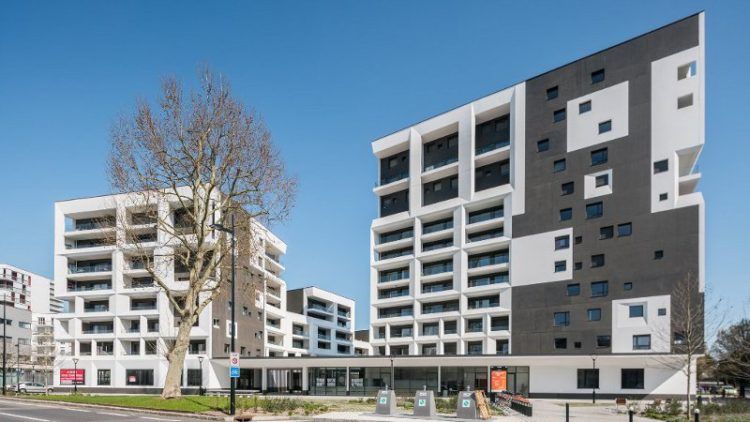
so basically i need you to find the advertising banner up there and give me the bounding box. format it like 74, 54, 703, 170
60, 369, 85, 385
490, 368, 507, 392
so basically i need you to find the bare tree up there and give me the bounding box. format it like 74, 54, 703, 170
713, 315, 750, 397
107, 68, 296, 398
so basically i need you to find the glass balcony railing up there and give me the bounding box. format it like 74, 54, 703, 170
475, 139, 510, 155
421, 282, 452, 294
378, 269, 409, 283
423, 156, 458, 172
468, 207, 504, 225
467, 229, 504, 243
390, 330, 413, 338
68, 262, 112, 274
68, 282, 112, 292
468, 272, 509, 287
379, 171, 409, 186
378, 248, 413, 261
422, 219, 453, 234
379, 229, 413, 245
131, 302, 157, 311
71, 218, 116, 231
422, 262, 452, 276
422, 302, 459, 314
468, 252, 508, 268
82, 327, 113, 334
378, 288, 409, 299
83, 304, 109, 312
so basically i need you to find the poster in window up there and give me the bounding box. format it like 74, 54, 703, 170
490, 368, 507, 392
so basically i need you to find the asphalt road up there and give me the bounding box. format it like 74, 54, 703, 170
0, 397, 207, 422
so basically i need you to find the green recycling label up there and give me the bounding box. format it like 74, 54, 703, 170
379, 397, 387, 404
462, 399, 471, 408
418, 399, 426, 406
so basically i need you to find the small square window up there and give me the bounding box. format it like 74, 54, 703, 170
617, 223, 632, 237
595, 174, 609, 187
677, 62, 697, 80
579, 100, 592, 114
561, 182, 574, 196
600, 226, 614, 240
554, 338, 568, 349
574, 341, 582, 349
553, 159, 566, 173
658, 308, 667, 316
659, 193, 668, 201
586, 202, 603, 219
629, 305, 644, 318
591, 69, 605, 84
624, 282, 633, 291
537, 139, 550, 152
547, 86, 559, 100
654, 159, 669, 174
574, 262, 583, 270
574, 236, 582, 245
598, 120, 612, 134
597, 335, 611, 348
560, 208, 572, 221
591, 281, 608, 297
654, 250, 664, 260
591, 148, 608, 166
555, 235, 570, 250
591, 254, 605, 268
554, 261, 566, 272
633, 334, 651, 350
677, 94, 694, 109
567, 283, 580, 296
554, 312, 570, 327
587, 308, 602, 321
553, 108, 566, 123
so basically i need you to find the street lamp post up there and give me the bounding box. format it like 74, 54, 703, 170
16, 342, 20, 393
389, 355, 394, 392
590, 353, 597, 404
2, 292, 6, 395
198, 356, 204, 396
72, 358, 79, 394
31, 364, 34, 384
210, 214, 236, 415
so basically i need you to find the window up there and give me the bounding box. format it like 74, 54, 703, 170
633, 335, 651, 350
653, 159, 669, 174
554, 261, 566, 272
546, 86, 559, 100
588, 308, 602, 321
600, 226, 613, 240
575, 236, 582, 244
561, 182, 574, 196
559, 208, 572, 221
630, 305, 644, 318
466, 318, 483, 332
591, 281, 608, 297
554, 338, 567, 349
598, 120, 612, 134
658, 308, 667, 316
579, 100, 592, 114
555, 235, 570, 250
654, 250, 664, 260
537, 139, 550, 152
213, 319, 220, 328
554, 159, 566, 172
578, 369, 599, 389
187, 369, 202, 387
678, 94, 694, 109
597, 335, 611, 348
567, 283, 580, 296
591, 69, 605, 84
586, 202, 603, 219
443, 320, 457, 335
574, 341, 582, 349
467, 341, 483, 355
678, 61, 697, 80
591, 254, 605, 268
674, 332, 686, 345
624, 282, 633, 291
553, 108, 566, 123
574, 262, 583, 270
595, 174, 609, 187
591, 148, 608, 166
621, 369, 645, 389
617, 223, 632, 237
126, 369, 154, 386
97, 369, 111, 386
660, 193, 668, 201
554, 312, 570, 327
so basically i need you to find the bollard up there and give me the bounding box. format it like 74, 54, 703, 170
694, 408, 700, 422
628, 409, 634, 422
565, 402, 569, 421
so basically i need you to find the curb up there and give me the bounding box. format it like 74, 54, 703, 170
0, 395, 226, 420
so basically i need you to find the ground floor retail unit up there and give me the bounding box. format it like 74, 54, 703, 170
211, 354, 695, 399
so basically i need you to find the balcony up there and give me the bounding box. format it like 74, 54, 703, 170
378, 268, 409, 284
68, 217, 116, 232
81, 325, 113, 335
467, 206, 504, 226
378, 287, 410, 300
422, 300, 459, 315
476, 139, 510, 156
421, 281, 452, 294
130, 299, 157, 311
468, 251, 508, 269
68, 280, 112, 292
68, 260, 112, 275
65, 238, 115, 250
83, 302, 109, 313
422, 260, 452, 276
377, 247, 413, 261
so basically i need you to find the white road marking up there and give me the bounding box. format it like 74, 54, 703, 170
0, 412, 52, 421
96, 411, 129, 417
62, 408, 90, 412
140, 417, 181, 421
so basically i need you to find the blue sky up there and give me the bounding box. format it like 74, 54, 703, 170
1, 1, 747, 330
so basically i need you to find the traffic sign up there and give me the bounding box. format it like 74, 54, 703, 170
230, 352, 240, 378
230, 367, 240, 378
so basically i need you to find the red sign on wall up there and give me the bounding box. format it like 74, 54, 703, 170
60, 369, 85, 385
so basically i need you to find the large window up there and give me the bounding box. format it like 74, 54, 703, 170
617, 223, 632, 237
126, 369, 154, 386
621, 369, 645, 389
555, 235, 570, 250
591, 148, 608, 166
587, 308, 602, 321
597, 335, 611, 348
467, 341, 483, 355
309, 367, 347, 396
633, 335, 651, 350
559, 208, 572, 221
577, 369, 599, 389
629, 305, 644, 318
187, 369, 201, 386
561, 182, 574, 196
567, 283, 580, 296
591, 69, 605, 84
97, 369, 111, 386
586, 202, 603, 219
591, 281, 608, 297
554, 312, 570, 327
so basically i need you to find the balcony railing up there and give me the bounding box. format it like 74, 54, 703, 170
423, 156, 458, 172
475, 139, 510, 155
317, 334, 331, 340
423, 262, 452, 276
71, 218, 116, 231
131, 302, 157, 311
83, 305, 109, 312
468, 207, 504, 225
81, 327, 113, 334
68, 262, 112, 274
468, 252, 508, 268
68, 282, 112, 292
379, 171, 409, 186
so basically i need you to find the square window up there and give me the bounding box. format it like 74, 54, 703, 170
629, 305, 644, 318
588, 308, 602, 321
553, 159, 566, 173
600, 226, 614, 240
591, 254, 605, 268
561, 182, 574, 196
547, 86, 559, 100
567, 283, 580, 296
574, 236, 582, 244
560, 208, 572, 221
574, 262, 583, 270
586, 202, 603, 219
554, 260, 566, 272
595, 174, 609, 187
598, 120, 612, 134
677, 93, 694, 109
579, 100, 592, 114
554, 338, 568, 349
658, 308, 667, 316
574, 341, 582, 349
654, 250, 664, 260
677, 61, 697, 80
617, 223, 632, 237
659, 193, 668, 201
624, 282, 633, 291
621, 368, 645, 389
597, 335, 611, 348
654, 159, 669, 174
633, 334, 651, 350
591, 281, 608, 297
554, 312, 570, 327
553, 108, 566, 123
591, 69, 605, 84
591, 148, 608, 166
555, 235, 570, 250
537, 139, 550, 152
578, 368, 599, 388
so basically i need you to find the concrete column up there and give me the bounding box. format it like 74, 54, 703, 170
437, 365, 441, 395
345, 366, 350, 395
302, 366, 309, 394
261, 367, 268, 393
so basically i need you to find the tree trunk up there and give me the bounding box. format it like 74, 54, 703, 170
686, 361, 692, 421
161, 317, 194, 399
